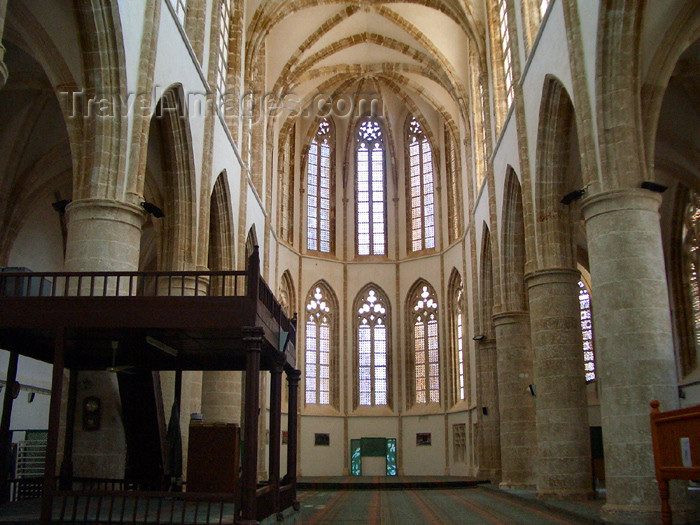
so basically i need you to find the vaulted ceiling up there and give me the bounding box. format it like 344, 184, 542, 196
245, 0, 487, 129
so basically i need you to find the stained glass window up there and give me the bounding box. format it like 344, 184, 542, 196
305, 287, 331, 404
357, 289, 389, 406
579, 280, 595, 382
497, 0, 514, 108
356, 119, 386, 256
307, 120, 333, 253
216, 0, 232, 101
412, 284, 440, 403
408, 117, 435, 252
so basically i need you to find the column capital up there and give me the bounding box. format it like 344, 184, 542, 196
242, 326, 265, 343
525, 267, 580, 288
492, 310, 529, 327
285, 369, 301, 384
65, 198, 147, 228
581, 188, 662, 222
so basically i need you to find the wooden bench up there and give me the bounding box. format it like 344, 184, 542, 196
649, 400, 700, 524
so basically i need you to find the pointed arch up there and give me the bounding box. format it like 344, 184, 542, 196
153, 85, 198, 271
480, 224, 495, 339
355, 115, 388, 257
405, 114, 437, 253
208, 171, 236, 275
406, 279, 440, 406
501, 168, 527, 311
279, 270, 296, 318
352, 283, 392, 410
447, 269, 467, 405
277, 122, 296, 244
303, 118, 335, 254
73, 0, 129, 199
303, 280, 340, 409
445, 124, 464, 244
534, 76, 577, 270
246, 224, 258, 263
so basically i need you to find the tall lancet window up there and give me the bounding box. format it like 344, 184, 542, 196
579, 280, 596, 382
305, 287, 331, 404
497, 0, 514, 108
454, 284, 466, 401
410, 283, 440, 404
356, 288, 389, 407
407, 117, 435, 252
307, 120, 333, 253
216, 0, 232, 100
356, 118, 386, 256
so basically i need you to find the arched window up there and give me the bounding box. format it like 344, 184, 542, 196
409, 282, 440, 404
407, 117, 435, 252
496, 0, 514, 108
579, 280, 596, 382
305, 285, 333, 405
216, 0, 232, 99
448, 271, 466, 403
355, 286, 390, 408
307, 120, 334, 253
356, 118, 386, 256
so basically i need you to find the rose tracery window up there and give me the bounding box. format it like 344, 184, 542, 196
411, 284, 440, 404
305, 287, 332, 405
357, 289, 389, 407
356, 119, 386, 256
307, 120, 333, 253
407, 117, 435, 252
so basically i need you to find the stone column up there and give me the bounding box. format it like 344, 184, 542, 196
0, 0, 8, 89
493, 311, 537, 488
527, 268, 591, 497
475, 338, 501, 481
64, 199, 145, 479
582, 189, 680, 524
201, 371, 241, 423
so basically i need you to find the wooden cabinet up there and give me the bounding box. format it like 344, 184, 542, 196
186, 423, 239, 493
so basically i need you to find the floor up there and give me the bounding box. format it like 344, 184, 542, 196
297, 485, 604, 524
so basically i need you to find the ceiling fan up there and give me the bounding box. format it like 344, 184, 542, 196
105, 341, 137, 374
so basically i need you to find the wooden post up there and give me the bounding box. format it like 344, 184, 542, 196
59, 370, 78, 490
41, 328, 66, 524
286, 369, 301, 511
246, 246, 260, 302
240, 328, 262, 524
0, 351, 18, 502
268, 359, 283, 518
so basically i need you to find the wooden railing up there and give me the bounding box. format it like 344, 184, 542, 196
0, 270, 247, 298
51, 490, 236, 524
259, 277, 296, 342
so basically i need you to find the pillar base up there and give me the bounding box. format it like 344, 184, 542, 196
536, 488, 592, 500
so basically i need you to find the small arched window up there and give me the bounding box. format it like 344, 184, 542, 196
407, 117, 435, 252
305, 286, 332, 405
355, 287, 390, 407
409, 282, 440, 404
307, 120, 334, 253
578, 280, 596, 382
356, 118, 386, 256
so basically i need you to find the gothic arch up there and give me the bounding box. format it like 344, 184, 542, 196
534, 76, 578, 270
352, 283, 392, 410
152, 85, 198, 271
501, 168, 526, 311
208, 171, 236, 273
447, 268, 467, 406
303, 280, 340, 410
279, 270, 296, 318
480, 225, 495, 339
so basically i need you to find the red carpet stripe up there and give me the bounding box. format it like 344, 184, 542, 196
443, 490, 507, 525
475, 488, 579, 525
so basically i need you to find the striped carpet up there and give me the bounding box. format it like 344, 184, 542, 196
297, 487, 598, 524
